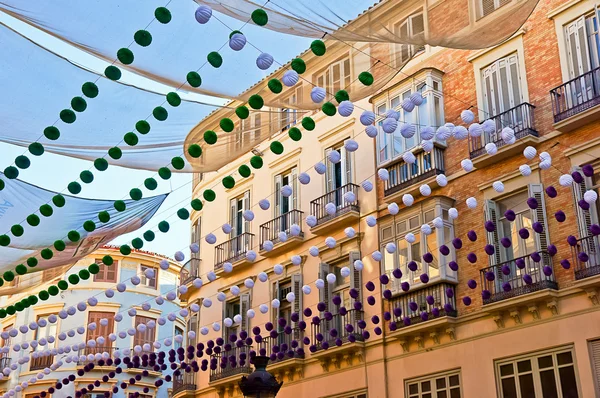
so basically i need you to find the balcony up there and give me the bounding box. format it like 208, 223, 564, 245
209, 345, 252, 384
551, 67, 600, 132
571, 235, 600, 281
0, 356, 10, 373
309, 183, 360, 235
479, 252, 557, 305
256, 328, 304, 380
259, 210, 304, 256
30, 353, 53, 371
172, 372, 196, 396
383, 146, 445, 201
469, 103, 538, 166
77, 347, 116, 365
214, 233, 255, 273
180, 258, 201, 286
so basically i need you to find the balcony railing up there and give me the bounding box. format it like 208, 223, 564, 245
310, 309, 364, 351
257, 327, 304, 362
30, 354, 53, 371
172, 372, 196, 395
214, 232, 254, 270
479, 251, 557, 305
77, 347, 116, 364
469, 103, 538, 159
180, 258, 201, 285
259, 210, 304, 250
310, 183, 359, 226
0, 356, 10, 372
551, 67, 600, 123
209, 345, 252, 382
386, 282, 457, 328
383, 147, 445, 197
571, 235, 600, 280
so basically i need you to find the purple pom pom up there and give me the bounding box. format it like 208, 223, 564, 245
401, 282, 410, 292
365, 281, 375, 291
444, 303, 454, 313
467, 252, 477, 263
348, 335, 356, 343
579, 252, 589, 262
354, 301, 363, 311
379, 274, 389, 285
392, 268, 402, 279
545, 186, 557, 198
462, 296, 472, 306
519, 228, 530, 239
362, 331, 370, 340
530, 252, 541, 262
449, 261, 459, 271
423, 252, 433, 263
408, 261, 418, 272
339, 306, 347, 316
445, 287, 454, 298
523, 274, 533, 284
291, 313, 299, 322
409, 301, 418, 312
560, 259, 570, 269
440, 245, 450, 256
383, 289, 392, 299
374, 327, 382, 336
484, 220, 495, 232
516, 258, 526, 269
332, 296, 342, 306
426, 295, 435, 305
358, 320, 367, 329
555, 211, 566, 222
532, 222, 543, 233
485, 244, 495, 255
317, 302, 326, 312
591, 224, 600, 236
389, 322, 397, 331
467, 279, 477, 289
583, 164, 594, 177
567, 235, 578, 246
345, 324, 354, 333
367, 296, 376, 306
303, 308, 312, 317
527, 197, 538, 210
312, 316, 320, 325
482, 290, 491, 300
548, 244, 557, 256
504, 209, 516, 221
403, 317, 411, 326
501, 237, 512, 248
502, 282, 512, 292
485, 271, 495, 281
349, 288, 359, 299
467, 230, 477, 242
420, 312, 429, 321
383, 311, 391, 321
579, 200, 590, 210
324, 312, 333, 321
543, 266, 553, 276
393, 307, 402, 317
371, 315, 380, 324
420, 273, 429, 283
431, 307, 440, 317
452, 238, 463, 249
572, 171, 584, 184
501, 265, 511, 275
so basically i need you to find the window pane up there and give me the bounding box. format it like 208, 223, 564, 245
517, 360, 532, 373
422, 380, 431, 392
450, 388, 460, 398
398, 240, 408, 267
437, 392, 447, 398
501, 378, 518, 398
411, 236, 421, 264
424, 210, 435, 223
518, 374, 536, 398
500, 364, 514, 376
539, 369, 559, 398
449, 375, 459, 386
538, 355, 554, 369
436, 378, 446, 389
558, 366, 579, 398
427, 231, 439, 278
409, 383, 419, 394
409, 216, 420, 229
557, 351, 573, 366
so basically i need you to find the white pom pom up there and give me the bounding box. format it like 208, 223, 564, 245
193, 278, 203, 288
362, 180, 373, 192
468, 123, 483, 137
385, 109, 400, 120
492, 181, 505, 193
419, 184, 432, 196
314, 162, 327, 175
365, 125, 378, 138
539, 151, 551, 162
402, 151, 416, 164
246, 309, 255, 319
372, 251, 382, 261
453, 126, 468, 140
519, 164, 532, 176
378, 168, 390, 181
302, 285, 311, 295
325, 202, 336, 215
229, 33, 246, 51
243, 210, 254, 221
212, 322, 221, 332
485, 142, 498, 156
244, 278, 255, 289
222, 223, 232, 234
195, 5, 213, 24
421, 140, 434, 152
360, 111, 376, 126
382, 118, 398, 134
207, 271, 217, 281
190, 243, 200, 254
256, 53, 274, 70
246, 250, 257, 262
539, 160, 552, 170
420, 126, 435, 140
354, 259, 364, 271
343, 191, 356, 203
466, 197, 478, 209
585, 190, 598, 203
258, 272, 268, 282
325, 237, 336, 248
461, 159, 474, 172
501, 127, 515, 144
298, 172, 310, 185
326, 273, 337, 284
259, 304, 269, 314
306, 215, 317, 227
402, 98, 415, 112
281, 185, 293, 197
386, 242, 397, 253
273, 264, 284, 274
402, 194, 414, 207
291, 255, 302, 265
366, 215, 377, 227
315, 279, 325, 290
282, 70, 299, 87
436, 126, 452, 140
309, 246, 319, 257
290, 224, 301, 236
410, 92, 424, 106
461, 109, 475, 123
405, 232, 416, 244
230, 286, 240, 296
482, 119, 496, 134
344, 139, 359, 152
388, 203, 399, 215
432, 217, 443, 229
559, 174, 574, 186
523, 146, 537, 160
328, 150, 341, 164
421, 224, 432, 235
278, 231, 287, 243
401, 123, 416, 138
448, 208, 459, 219
206, 233, 217, 244
338, 101, 354, 117
271, 299, 281, 308
311, 87, 326, 103
259, 199, 270, 210
436, 174, 448, 187
130, 276, 141, 286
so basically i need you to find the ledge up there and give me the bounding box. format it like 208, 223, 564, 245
481, 288, 559, 314
471, 134, 540, 168
310, 209, 360, 236
259, 236, 304, 257
553, 103, 600, 133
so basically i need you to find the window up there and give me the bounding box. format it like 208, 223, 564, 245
273, 274, 302, 338
175, 325, 184, 350
319, 252, 362, 313
325, 141, 353, 194
230, 191, 251, 237
192, 172, 203, 188
278, 86, 303, 131
30, 315, 57, 370
140, 265, 158, 289
1, 325, 12, 360
392, 11, 425, 67
128, 394, 151, 398
43, 267, 64, 283
572, 166, 600, 239
564, 13, 600, 80
376, 73, 443, 165
240, 112, 262, 147
406, 370, 462, 398
495, 347, 580, 398
478, 0, 511, 19
85, 393, 112, 398
94, 259, 118, 283
481, 53, 523, 119
133, 316, 156, 348
316, 57, 351, 94
222, 294, 250, 338
275, 168, 298, 218
86, 312, 114, 352
191, 218, 201, 259
590, 339, 600, 395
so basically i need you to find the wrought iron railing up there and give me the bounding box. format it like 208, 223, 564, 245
386, 282, 457, 328
310, 309, 364, 351
76, 347, 116, 364
209, 345, 252, 382
214, 233, 254, 270
259, 210, 304, 249
479, 251, 557, 304
30, 354, 53, 371
180, 258, 201, 285
172, 372, 196, 395
0, 356, 10, 372
469, 103, 537, 159
571, 235, 600, 280
258, 327, 304, 362
551, 67, 600, 123
383, 147, 445, 197
310, 183, 359, 225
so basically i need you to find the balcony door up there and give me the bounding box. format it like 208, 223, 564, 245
229, 191, 250, 257
275, 168, 298, 233
326, 143, 352, 207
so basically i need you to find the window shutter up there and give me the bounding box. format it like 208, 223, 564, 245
484, 200, 503, 266
222, 300, 228, 339
106, 262, 118, 283
188, 313, 198, 346
243, 191, 251, 234
572, 166, 595, 238
319, 263, 331, 311
275, 174, 282, 216
291, 273, 302, 324
590, 339, 600, 396
240, 293, 251, 333
325, 148, 334, 192
230, 198, 237, 237
529, 183, 551, 268
349, 251, 363, 301
344, 146, 353, 185
272, 280, 280, 325
291, 167, 298, 211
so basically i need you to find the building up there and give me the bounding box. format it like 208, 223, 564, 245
178, 0, 600, 397
0, 246, 185, 398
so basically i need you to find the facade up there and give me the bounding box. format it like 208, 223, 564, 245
0, 247, 184, 398
178, 0, 600, 397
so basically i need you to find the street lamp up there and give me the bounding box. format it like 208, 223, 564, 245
239, 356, 283, 398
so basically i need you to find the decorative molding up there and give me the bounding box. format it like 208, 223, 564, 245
430, 331, 440, 345
547, 299, 559, 316
319, 358, 329, 372
317, 119, 354, 143
414, 334, 425, 349
268, 147, 302, 169
331, 355, 341, 370
586, 288, 599, 305
510, 310, 522, 325
216, 388, 225, 398
399, 338, 410, 353
354, 349, 365, 364
343, 353, 352, 367
493, 314, 505, 329
528, 304, 540, 320
294, 366, 304, 381
446, 327, 456, 341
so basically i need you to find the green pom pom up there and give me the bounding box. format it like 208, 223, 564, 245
82, 82, 99, 98
52, 194, 66, 207
120, 245, 131, 255
39, 291, 49, 301
98, 211, 110, 223
108, 147, 123, 160
203, 190, 216, 202
78, 269, 90, 280
68, 181, 82, 194
130, 188, 143, 201
53, 240, 66, 251
236, 106, 250, 119
158, 167, 172, 180
144, 178, 158, 190
188, 144, 202, 158
335, 90, 349, 104
288, 127, 302, 141
15, 155, 30, 169
60, 109, 76, 124
114, 200, 126, 212
134, 30, 153, 47
143, 230, 155, 241
58, 280, 68, 290
132, 237, 144, 249
11, 225, 24, 237
322, 102, 337, 116
250, 155, 263, 169
204, 130, 218, 145
28, 142, 45, 156
222, 176, 235, 189
268, 79, 282, 94
0, 179, 4, 191
358, 71, 374, 86
71, 96, 87, 112
3, 271, 14, 282
291, 58, 306, 74
187, 71, 202, 87
251, 9, 268, 26
41, 248, 53, 260
171, 157, 185, 170
14, 265, 27, 276
117, 47, 135, 65
6, 306, 15, 315
136, 120, 151, 134
14, 303, 23, 312
26, 257, 38, 267
153, 106, 168, 121
102, 255, 114, 265
0, 235, 10, 247
158, 221, 170, 232
26, 214, 40, 227
39, 204, 53, 217
166, 92, 181, 107
310, 40, 326, 56
94, 158, 109, 171
177, 208, 190, 220
83, 220, 96, 232
155, 7, 172, 23
28, 295, 38, 305
302, 117, 315, 131
220, 118, 234, 132
270, 141, 284, 155
80, 170, 94, 184
207, 51, 223, 68
248, 94, 264, 110
44, 126, 60, 140
68, 274, 80, 285
48, 285, 59, 296
190, 199, 203, 211
67, 230, 81, 242
105, 65, 122, 81
124, 132, 139, 146
4, 166, 18, 179
88, 263, 100, 275
239, 165, 251, 178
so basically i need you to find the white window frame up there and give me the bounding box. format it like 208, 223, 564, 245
405, 369, 462, 398
325, 141, 353, 193
392, 11, 426, 68
481, 53, 523, 119
191, 217, 201, 259
274, 167, 298, 217
229, 190, 251, 237
477, 0, 512, 20
315, 57, 352, 95
139, 264, 158, 289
